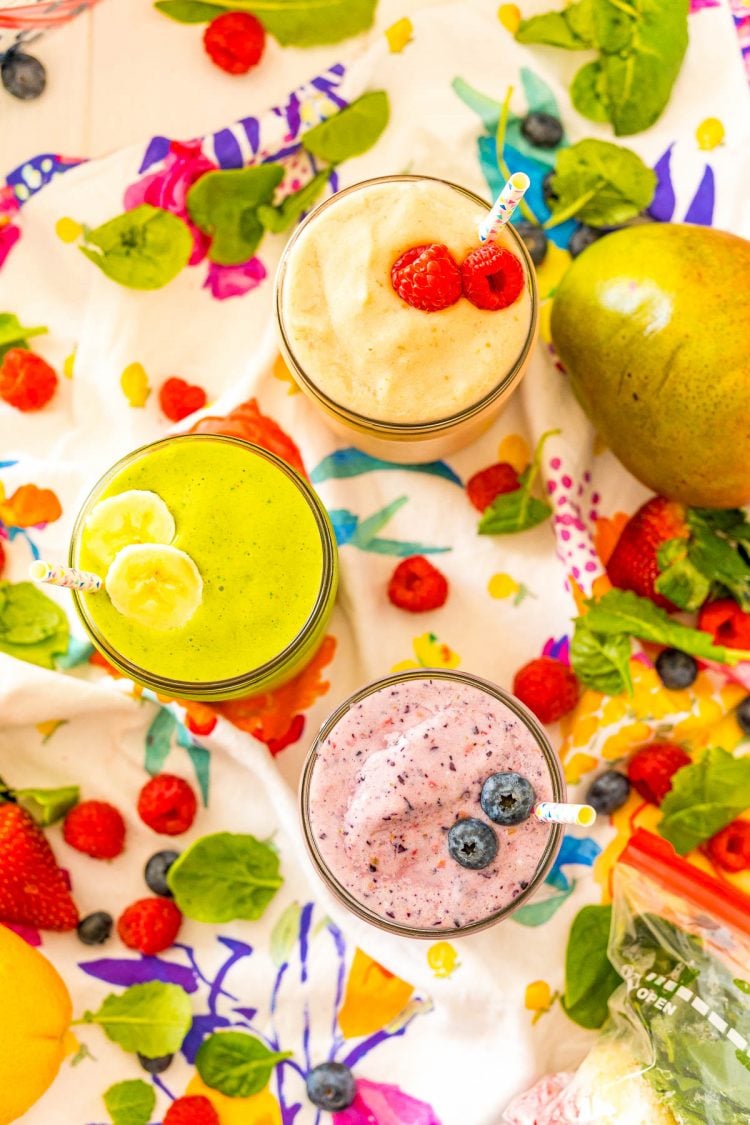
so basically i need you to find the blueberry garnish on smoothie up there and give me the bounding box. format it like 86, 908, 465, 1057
447, 818, 498, 869
480, 772, 536, 826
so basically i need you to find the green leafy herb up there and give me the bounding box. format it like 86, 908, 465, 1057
654, 537, 712, 611
80, 205, 192, 290
228, 0, 377, 47
257, 170, 330, 234
196, 1031, 291, 1098
658, 747, 750, 855
186, 165, 283, 266
570, 619, 632, 695
0, 312, 47, 362
154, 0, 226, 20
167, 832, 283, 922
103, 1080, 156, 1125
14, 785, 79, 826
302, 91, 389, 164
76, 982, 192, 1056
569, 61, 610, 124
544, 139, 656, 229
478, 430, 558, 536
563, 904, 621, 1029
0, 581, 70, 669
734, 978, 750, 996
685, 509, 750, 610
516, 1, 594, 49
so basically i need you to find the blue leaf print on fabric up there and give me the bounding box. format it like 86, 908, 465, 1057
512, 884, 576, 926
649, 145, 676, 221
144, 708, 177, 776
328, 508, 359, 546
545, 834, 601, 892
175, 723, 211, 806
329, 500, 451, 556
310, 448, 462, 486
78, 955, 199, 992
683, 164, 715, 225
452, 76, 501, 132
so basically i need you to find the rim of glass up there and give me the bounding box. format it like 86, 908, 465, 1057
275, 174, 539, 437
300, 667, 565, 939
69, 433, 337, 698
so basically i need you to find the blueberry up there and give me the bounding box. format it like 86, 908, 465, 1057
737, 696, 750, 735
306, 1062, 356, 1111
1, 52, 46, 101
520, 112, 563, 149
144, 849, 180, 897
514, 221, 548, 266
542, 171, 558, 207
585, 770, 630, 815
447, 818, 498, 869
138, 1052, 173, 1074
568, 226, 604, 258
76, 911, 113, 946
480, 772, 536, 825
655, 649, 698, 690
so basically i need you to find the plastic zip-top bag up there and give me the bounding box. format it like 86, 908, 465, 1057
504, 830, 750, 1124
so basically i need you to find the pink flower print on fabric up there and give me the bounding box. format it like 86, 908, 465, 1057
0, 186, 21, 269
546, 458, 604, 592
203, 257, 267, 300
124, 140, 216, 265
334, 1078, 442, 1125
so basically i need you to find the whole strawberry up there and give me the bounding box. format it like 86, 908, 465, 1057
164, 1096, 220, 1125
512, 657, 580, 723
138, 774, 197, 836
117, 897, 182, 955
606, 496, 689, 609
63, 800, 126, 859
627, 742, 691, 805
391, 243, 462, 312
0, 804, 78, 930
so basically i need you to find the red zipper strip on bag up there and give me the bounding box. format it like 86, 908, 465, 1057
620, 829, 750, 938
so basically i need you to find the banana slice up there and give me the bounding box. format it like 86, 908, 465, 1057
84, 490, 176, 570
106, 544, 203, 631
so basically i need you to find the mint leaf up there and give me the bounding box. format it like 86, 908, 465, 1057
570, 620, 632, 695
0, 312, 47, 362
570, 61, 610, 124
515, 5, 592, 49
78, 982, 192, 1055
103, 1079, 155, 1125
563, 904, 621, 1029
196, 1031, 291, 1098
81, 205, 192, 290
186, 165, 283, 266
545, 139, 656, 229
167, 832, 283, 922
658, 747, 750, 855
0, 581, 69, 669
154, 0, 226, 20
478, 429, 557, 536
15, 785, 79, 826
302, 92, 389, 165
258, 169, 329, 234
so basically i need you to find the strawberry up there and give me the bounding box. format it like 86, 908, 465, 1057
705, 820, 750, 872
512, 657, 580, 724
203, 12, 265, 75
117, 897, 182, 955
698, 598, 750, 650
390, 243, 462, 312
606, 496, 689, 609
164, 1096, 220, 1125
466, 462, 520, 512
63, 800, 126, 859
387, 556, 449, 612
0, 804, 78, 930
627, 742, 691, 805
137, 774, 197, 836
460, 244, 525, 310
159, 377, 207, 423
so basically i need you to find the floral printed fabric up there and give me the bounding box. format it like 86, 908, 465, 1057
0, 3, 749, 1124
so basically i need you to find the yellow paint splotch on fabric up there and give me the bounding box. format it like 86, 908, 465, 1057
385, 17, 413, 52
427, 941, 460, 978
120, 362, 151, 407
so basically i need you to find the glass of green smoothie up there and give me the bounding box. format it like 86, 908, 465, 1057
69, 434, 338, 701
275, 175, 539, 464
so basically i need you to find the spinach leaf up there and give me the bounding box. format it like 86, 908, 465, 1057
0, 312, 47, 362
258, 169, 330, 233
516, 2, 594, 49
545, 139, 656, 229
196, 1031, 291, 1097
570, 61, 610, 124
0, 581, 69, 669
563, 904, 621, 1029
77, 982, 192, 1056
186, 165, 283, 266
219, 0, 377, 46
154, 0, 225, 20
478, 430, 557, 536
80, 205, 192, 290
302, 91, 389, 164
103, 1080, 155, 1125
658, 747, 750, 855
14, 785, 79, 826
569, 619, 632, 695
167, 832, 283, 922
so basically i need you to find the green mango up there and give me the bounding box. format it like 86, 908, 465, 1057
551, 223, 750, 508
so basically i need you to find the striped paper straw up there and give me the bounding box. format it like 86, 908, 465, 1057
534, 802, 597, 827
29, 560, 102, 592
479, 172, 531, 243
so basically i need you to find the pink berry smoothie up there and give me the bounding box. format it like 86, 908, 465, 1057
302, 671, 564, 936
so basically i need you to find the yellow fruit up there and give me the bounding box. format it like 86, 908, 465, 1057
0, 924, 74, 1124
184, 1073, 281, 1125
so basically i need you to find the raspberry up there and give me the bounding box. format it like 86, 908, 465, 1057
466, 462, 520, 512
62, 800, 126, 860
159, 377, 207, 423
387, 556, 449, 612
390, 243, 462, 312
164, 1096, 220, 1125
117, 897, 182, 955
705, 820, 750, 872
461, 244, 525, 311
0, 348, 57, 411
512, 657, 580, 724
627, 742, 691, 805
698, 599, 750, 651
137, 774, 197, 836
203, 12, 266, 75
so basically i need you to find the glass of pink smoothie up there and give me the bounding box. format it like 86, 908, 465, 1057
300, 669, 565, 938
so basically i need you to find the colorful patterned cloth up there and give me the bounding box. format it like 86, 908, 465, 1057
1, 3, 749, 1123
